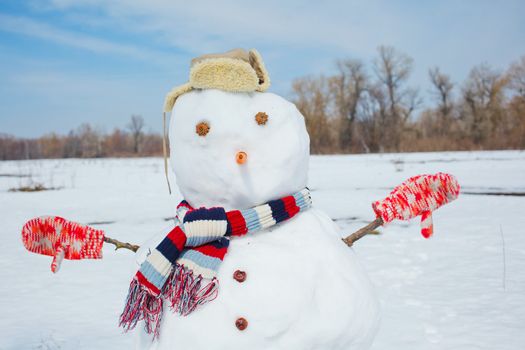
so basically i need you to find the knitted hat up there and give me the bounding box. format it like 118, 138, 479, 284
163, 48, 271, 112
161, 49, 271, 193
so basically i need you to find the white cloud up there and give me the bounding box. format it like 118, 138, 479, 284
0, 13, 181, 65
9, 0, 525, 73
33, 0, 395, 55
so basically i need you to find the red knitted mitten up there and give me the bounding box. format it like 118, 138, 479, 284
372, 173, 460, 238
22, 216, 105, 272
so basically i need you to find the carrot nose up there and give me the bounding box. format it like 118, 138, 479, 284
236, 151, 248, 165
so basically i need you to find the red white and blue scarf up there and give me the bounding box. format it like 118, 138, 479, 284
119, 188, 312, 337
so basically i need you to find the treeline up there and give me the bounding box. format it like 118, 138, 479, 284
1, 47, 524, 159
0, 115, 163, 160
292, 46, 525, 153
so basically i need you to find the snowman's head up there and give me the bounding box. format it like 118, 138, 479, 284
169, 89, 309, 210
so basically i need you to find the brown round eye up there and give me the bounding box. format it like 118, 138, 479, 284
255, 112, 268, 125
196, 121, 210, 136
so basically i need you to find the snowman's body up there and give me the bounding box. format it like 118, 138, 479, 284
135, 89, 380, 349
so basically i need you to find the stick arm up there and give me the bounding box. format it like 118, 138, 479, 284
342, 217, 383, 247
103, 236, 140, 252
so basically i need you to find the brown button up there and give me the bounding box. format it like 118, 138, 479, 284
235, 317, 248, 331
233, 270, 247, 282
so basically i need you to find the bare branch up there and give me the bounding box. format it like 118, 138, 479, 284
103, 236, 140, 252
342, 217, 383, 247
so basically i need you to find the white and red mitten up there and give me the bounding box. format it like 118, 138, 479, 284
372, 173, 460, 238
21, 216, 105, 272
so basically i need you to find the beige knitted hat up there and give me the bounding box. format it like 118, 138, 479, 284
162, 49, 271, 192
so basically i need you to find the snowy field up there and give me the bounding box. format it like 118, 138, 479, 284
1, 150, 524, 350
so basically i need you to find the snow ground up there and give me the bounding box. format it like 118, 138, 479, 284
1, 151, 524, 350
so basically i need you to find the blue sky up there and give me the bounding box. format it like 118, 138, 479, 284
1, 0, 524, 137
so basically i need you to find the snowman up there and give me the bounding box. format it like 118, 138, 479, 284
21, 49, 462, 350
129, 49, 380, 350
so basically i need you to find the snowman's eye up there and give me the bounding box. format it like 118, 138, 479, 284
195, 121, 210, 136
255, 112, 269, 126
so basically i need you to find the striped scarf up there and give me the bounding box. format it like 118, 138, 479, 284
119, 188, 312, 338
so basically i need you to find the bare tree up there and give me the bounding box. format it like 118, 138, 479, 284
359, 84, 388, 152
506, 56, 525, 147
429, 67, 454, 135
77, 124, 103, 157
292, 76, 335, 154
374, 46, 413, 111
461, 64, 507, 145
103, 128, 131, 156
507, 56, 525, 98
372, 46, 419, 151
330, 59, 368, 152
63, 130, 81, 158
128, 115, 145, 154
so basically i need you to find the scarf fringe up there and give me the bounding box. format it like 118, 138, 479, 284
119, 264, 218, 339
119, 278, 164, 339
164, 264, 219, 316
